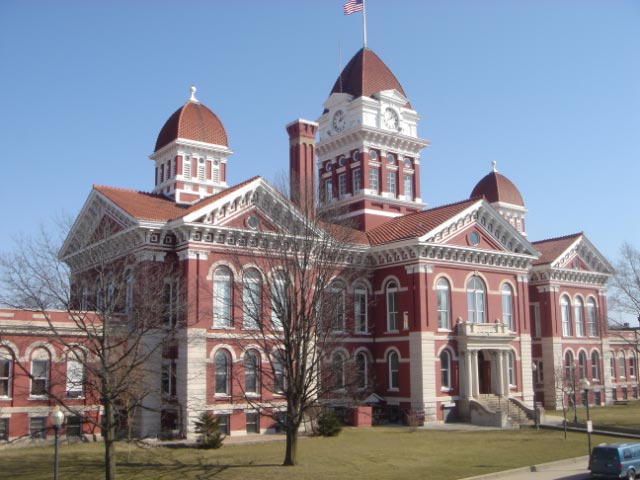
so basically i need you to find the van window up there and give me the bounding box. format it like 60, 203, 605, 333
592, 448, 619, 462
624, 449, 632, 460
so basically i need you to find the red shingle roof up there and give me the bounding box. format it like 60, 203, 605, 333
155, 100, 228, 152
367, 199, 478, 246
470, 171, 524, 207
95, 176, 261, 223
531, 232, 582, 265
330, 48, 412, 108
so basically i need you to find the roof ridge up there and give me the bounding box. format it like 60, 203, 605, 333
94, 184, 161, 196
532, 232, 583, 245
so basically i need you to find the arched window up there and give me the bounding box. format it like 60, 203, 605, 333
610, 353, 616, 379
591, 351, 600, 380
356, 352, 368, 389
243, 270, 261, 330
501, 284, 514, 330
560, 296, 571, 336
507, 351, 516, 386
271, 271, 286, 331
388, 351, 399, 390
330, 282, 346, 331
586, 299, 597, 336
213, 267, 232, 328
630, 353, 637, 378
466, 276, 486, 324
95, 279, 103, 312
66, 350, 85, 399
125, 272, 134, 316
354, 284, 368, 333
386, 282, 399, 332
272, 351, 285, 393
30, 348, 50, 397
619, 352, 626, 379
440, 350, 451, 389
214, 350, 230, 395
574, 297, 584, 337
0, 348, 13, 398
244, 350, 259, 394
163, 278, 177, 327
80, 283, 90, 311
436, 278, 451, 329
564, 350, 575, 381
332, 352, 346, 390
578, 351, 587, 379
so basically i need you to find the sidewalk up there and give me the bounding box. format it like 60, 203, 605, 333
461, 456, 590, 480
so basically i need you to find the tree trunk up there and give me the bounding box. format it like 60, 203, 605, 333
283, 425, 298, 466
104, 401, 117, 480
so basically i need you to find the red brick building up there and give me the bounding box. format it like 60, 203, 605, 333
1, 48, 630, 441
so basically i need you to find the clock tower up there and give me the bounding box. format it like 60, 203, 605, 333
316, 48, 430, 230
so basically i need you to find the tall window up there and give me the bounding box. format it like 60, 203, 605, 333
507, 351, 515, 385
564, 350, 575, 381
403, 175, 413, 199
213, 267, 232, 328
183, 156, 191, 178
0, 349, 11, 397
214, 350, 230, 395
197, 157, 205, 181
95, 279, 103, 313
356, 352, 368, 389
591, 351, 600, 380
125, 272, 134, 316
386, 281, 399, 331
386, 171, 397, 195
30, 417, 47, 440
388, 352, 399, 390
332, 352, 346, 390
81, 283, 89, 311
324, 179, 333, 201
578, 351, 587, 379
161, 362, 177, 397
338, 174, 347, 196
244, 350, 259, 394
501, 284, 514, 330
440, 350, 451, 389
619, 352, 626, 379
66, 352, 85, 398
243, 270, 261, 330
272, 351, 285, 393
353, 168, 362, 192
630, 354, 637, 378
330, 282, 346, 331
436, 278, 451, 329
271, 271, 286, 331
530, 304, 541, 337
163, 279, 178, 327
610, 353, 616, 379
30, 349, 49, 396
369, 168, 379, 193
466, 276, 486, 324
560, 296, 571, 336
354, 285, 368, 333
574, 297, 584, 337
586, 299, 597, 336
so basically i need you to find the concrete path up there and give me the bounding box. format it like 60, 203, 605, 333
462, 456, 590, 480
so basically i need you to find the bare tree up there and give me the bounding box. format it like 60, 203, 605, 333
226, 184, 369, 466
0, 222, 182, 480
609, 242, 640, 325
554, 362, 579, 439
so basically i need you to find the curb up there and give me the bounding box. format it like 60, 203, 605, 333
461, 455, 589, 480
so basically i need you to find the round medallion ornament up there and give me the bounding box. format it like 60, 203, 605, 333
247, 216, 260, 230
468, 231, 481, 246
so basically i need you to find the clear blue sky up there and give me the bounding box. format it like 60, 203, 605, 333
0, 0, 638, 264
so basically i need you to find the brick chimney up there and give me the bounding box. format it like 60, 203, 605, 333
286, 119, 318, 216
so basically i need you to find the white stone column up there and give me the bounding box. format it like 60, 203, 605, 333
496, 351, 505, 396
462, 351, 471, 398
471, 351, 480, 397
502, 351, 510, 396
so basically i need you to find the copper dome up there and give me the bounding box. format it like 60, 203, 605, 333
470, 170, 524, 207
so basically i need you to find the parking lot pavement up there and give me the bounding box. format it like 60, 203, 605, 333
462, 456, 591, 480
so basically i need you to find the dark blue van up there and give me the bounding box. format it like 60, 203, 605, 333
590, 443, 640, 480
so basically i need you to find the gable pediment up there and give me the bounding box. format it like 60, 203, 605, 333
550, 235, 613, 275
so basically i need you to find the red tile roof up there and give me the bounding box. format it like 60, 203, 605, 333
330, 48, 412, 108
470, 171, 524, 206
531, 232, 582, 265
95, 176, 261, 222
155, 100, 228, 152
366, 199, 478, 246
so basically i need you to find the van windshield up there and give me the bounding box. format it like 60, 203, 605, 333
592, 448, 619, 462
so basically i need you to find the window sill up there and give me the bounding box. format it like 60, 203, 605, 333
385, 330, 399, 334
28, 396, 49, 400
440, 387, 452, 393
214, 394, 231, 399
212, 325, 234, 330
245, 393, 260, 398
388, 388, 399, 392
354, 331, 371, 335
437, 328, 452, 333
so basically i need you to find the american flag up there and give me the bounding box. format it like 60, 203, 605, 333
343, 0, 364, 15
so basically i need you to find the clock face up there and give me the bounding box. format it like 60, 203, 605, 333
332, 110, 346, 132
383, 108, 399, 130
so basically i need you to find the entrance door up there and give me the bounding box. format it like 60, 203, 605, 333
478, 351, 492, 394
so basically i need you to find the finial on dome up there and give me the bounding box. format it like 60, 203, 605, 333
491, 160, 498, 173
189, 85, 198, 102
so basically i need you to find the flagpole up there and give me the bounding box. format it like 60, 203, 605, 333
362, 0, 367, 48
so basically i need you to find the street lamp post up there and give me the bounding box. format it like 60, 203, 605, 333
571, 362, 578, 423
581, 378, 592, 457
50, 406, 64, 480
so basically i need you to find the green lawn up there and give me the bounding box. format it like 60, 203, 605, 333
0, 427, 605, 480
546, 400, 640, 429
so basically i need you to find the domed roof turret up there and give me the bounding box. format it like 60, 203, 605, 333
470, 162, 524, 207
330, 47, 411, 108
155, 86, 228, 152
